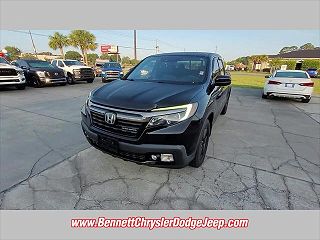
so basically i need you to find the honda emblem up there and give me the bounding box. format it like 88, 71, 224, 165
105, 112, 116, 124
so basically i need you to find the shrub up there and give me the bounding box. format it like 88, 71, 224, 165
301, 59, 320, 70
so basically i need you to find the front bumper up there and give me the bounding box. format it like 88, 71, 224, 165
0, 76, 26, 86
81, 119, 197, 168
39, 77, 67, 84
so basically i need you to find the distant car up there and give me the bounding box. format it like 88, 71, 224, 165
100, 62, 123, 82
51, 59, 95, 84
0, 57, 26, 90
94, 59, 109, 77
263, 70, 314, 103
306, 68, 318, 78
13, 59, 66, 87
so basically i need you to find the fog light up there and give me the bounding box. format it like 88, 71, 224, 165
160, 154, 174, 162
45, 78, 50, 83
151, 154, 159, 161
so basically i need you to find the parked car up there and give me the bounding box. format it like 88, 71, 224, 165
100, 62, 123, 82
94, 59, 109, 77
12, 59, 66, 87
306, 68, 318, 78
0, 57, 26, 90
51, 59, 95, 84
81, 52, 231, 168
263, 70, 314, 103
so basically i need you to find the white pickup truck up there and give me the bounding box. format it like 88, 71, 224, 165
51, 59, 95, 84
0, 57, 26, 89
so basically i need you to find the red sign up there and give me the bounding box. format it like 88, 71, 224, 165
100, 45, 118, 54
0, 52, 4, 57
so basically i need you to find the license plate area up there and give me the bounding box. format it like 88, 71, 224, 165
285, 83, 295, 88
99, 136, 119, 153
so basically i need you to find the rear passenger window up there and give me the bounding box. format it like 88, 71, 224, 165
52, 60, 57, 66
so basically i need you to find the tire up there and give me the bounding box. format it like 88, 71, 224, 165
302, 98, 311, 103
220, 96, 230, 115
262, 93, 268, 99
60, 82, 67, 86
189, 119, 211, 168
87, 78, 94, 83
67, 73, 74, 85
16, 84, 25, 90
33, 77, 43, 88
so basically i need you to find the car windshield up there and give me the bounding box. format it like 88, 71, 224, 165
275, 71, 308, 79
0, 57, 9, 64
102, 62, 121, 68
125, 55, 209, 84
27, 60, 54, 68
64, 60, 84, 66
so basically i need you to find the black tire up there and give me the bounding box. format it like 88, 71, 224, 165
16, 84, 25, 90
220, 97, 230, 115
302, 98, 311, 103
189, 119, 211, 168
60, 82, 67, 86
67, 73, 74, 85
87, 78, 94, 83
33, 77, 43, 88
262, 93, 268, 99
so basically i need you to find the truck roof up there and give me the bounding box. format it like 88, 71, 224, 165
153, 52, 222, 58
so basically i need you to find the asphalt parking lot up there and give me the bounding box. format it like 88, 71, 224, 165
0, 81, 319, 209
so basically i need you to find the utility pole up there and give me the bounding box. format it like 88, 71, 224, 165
133, 30, 137, 60
29, 30, 38, 58
155, 39, 160, 54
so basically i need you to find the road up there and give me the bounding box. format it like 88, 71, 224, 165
0, 83, 319, 209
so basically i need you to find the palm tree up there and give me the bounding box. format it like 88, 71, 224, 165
68, 30, 97, 65
48, 32, 69, 59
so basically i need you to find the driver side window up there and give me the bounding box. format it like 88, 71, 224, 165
212, 59, 220, 79
58, 61, 64, 67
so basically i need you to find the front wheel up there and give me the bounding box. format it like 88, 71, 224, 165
302, 98, 311, 103
87, 78, 94, 83
262, 93, 268, 99
16, 84, 26, 90
189, 120, 211, 168
67, 74, 74, 85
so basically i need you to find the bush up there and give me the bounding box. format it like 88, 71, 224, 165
301, 59, 320, 70
262, 68, 271, 72
282, 60, 296, 70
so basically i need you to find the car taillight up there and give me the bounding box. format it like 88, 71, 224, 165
268, 80, 281, 85
299, 82, 314, 87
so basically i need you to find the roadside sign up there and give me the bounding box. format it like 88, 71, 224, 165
101, 45, 118, 54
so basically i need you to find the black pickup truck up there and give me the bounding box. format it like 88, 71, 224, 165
81, 52, 231, 168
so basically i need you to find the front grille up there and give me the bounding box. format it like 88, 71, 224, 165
119, 150, 146, 162
47, 71, 65, 79
0, 79, 19, 82
75, 68, 94, 79
0, 68, 17, 76
90, 109, 146, 138
106, 71, 120, 79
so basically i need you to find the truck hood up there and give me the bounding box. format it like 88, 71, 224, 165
101, 67, 122, 71
91, 80, 203, 111
30, 67, 64, 73
67, 65, 92, 70
0, 63, 22, 71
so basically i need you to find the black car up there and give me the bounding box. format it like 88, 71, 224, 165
81, 52, 231, 168
12, 59, 66, 87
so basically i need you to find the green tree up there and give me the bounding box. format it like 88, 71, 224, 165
87, 53, 99, 66
4, 46, 21, 61
68, 30, 97, 65
122, 56, 131, 64
279, 46, 298, 54
269, 58, 282, 70
100, 53, 110, 60
64, 51, 82, 60
299, 43, 315, 50
48, 32, 69, 59
301, 59, 320, 70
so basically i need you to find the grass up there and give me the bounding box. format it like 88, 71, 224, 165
230, 71, 320, 95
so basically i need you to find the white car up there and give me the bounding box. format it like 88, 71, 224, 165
0, 57, 26, 90
51, 59, 95, 84
263, 70, 314, 103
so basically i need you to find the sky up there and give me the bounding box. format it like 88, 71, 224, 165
0, 30, 319, 61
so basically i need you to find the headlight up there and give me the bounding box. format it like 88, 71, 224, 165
101, 71, 106, 74
147, 103, 198, 127
120, 71, 124, 75
81, 105, 87, 116
17, 70, 24, 76
36, 71, 46, 77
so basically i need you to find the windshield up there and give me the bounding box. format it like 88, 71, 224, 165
27, 60, 54, 68
0, 57, 9, 64
64, 60, 84, 66
275, 71, 309, 79
125, 55, 208, 84
102, 62, 121, 68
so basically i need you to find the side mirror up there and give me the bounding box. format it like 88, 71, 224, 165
20, 66, 27, 70
215, 75, 231, 86
265, 75, 270, 78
